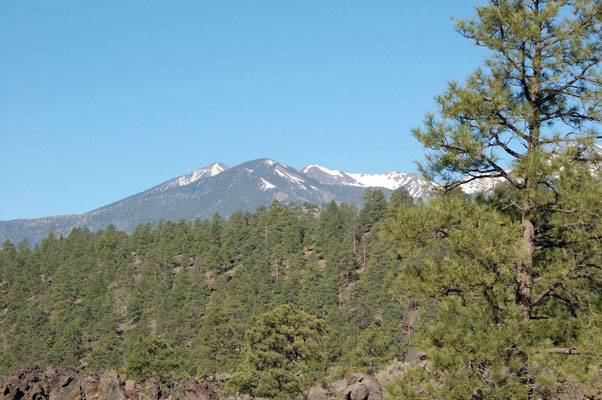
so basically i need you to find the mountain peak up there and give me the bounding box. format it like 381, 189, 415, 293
303, 164, 434, 198
1, 159, 434, 245
175, 162, 229, 187
301, 164, 359, 186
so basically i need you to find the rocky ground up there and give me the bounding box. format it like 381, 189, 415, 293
0, 350, 428, 400
0, 365, 220, 400
0, 367, 393, 400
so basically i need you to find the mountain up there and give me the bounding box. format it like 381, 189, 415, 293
155, 162, 229, 190
15, 144, 598, 246
3, 159, 430, 245
18, 146, 595, 246
301, 164, 432, 198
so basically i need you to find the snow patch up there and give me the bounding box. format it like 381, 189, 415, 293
460, 177, 505, 194
303, 164, 435, 198
260, 178, 276, 191
348, 171, 413, 191
302, 164, 345, 178
275, 167, 306, 189
174, 162, 227, 187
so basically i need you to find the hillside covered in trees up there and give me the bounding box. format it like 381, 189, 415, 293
0, 189, 411, 393
1, 176, 601, 398
1, 0, 601, 398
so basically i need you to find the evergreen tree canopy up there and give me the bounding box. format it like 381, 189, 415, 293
386, 0, 601, 397
388, 187, 414, 214
227, 303, 326, 399
358, 189, 387, 234
124, 335, 183, 381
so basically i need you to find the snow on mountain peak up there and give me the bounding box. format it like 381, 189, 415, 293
459, 176, 506, 194
149, 162, 230, 193
302, 164, 344, 178
347, 171, 416, 190
302, 164, 434, 199
176, 162, 228, 187
301, 164, 359, 186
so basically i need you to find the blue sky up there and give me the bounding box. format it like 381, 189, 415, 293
1, 1, 486, 220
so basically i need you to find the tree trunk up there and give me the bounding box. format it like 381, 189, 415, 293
517, 212, 535, 318
363, 235, 367, 271
353, 216, 357, 254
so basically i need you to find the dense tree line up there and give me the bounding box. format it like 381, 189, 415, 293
0, 191, 408, 390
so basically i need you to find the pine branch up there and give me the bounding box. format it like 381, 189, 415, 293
531, 282, 561, 307
542, 58, 600, 103
543, 348, 583, 355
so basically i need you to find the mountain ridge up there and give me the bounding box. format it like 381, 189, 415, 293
0, 158, 432, 245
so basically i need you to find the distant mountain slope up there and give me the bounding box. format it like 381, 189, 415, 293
302, 164, 433, 198
0, 159, 393, 245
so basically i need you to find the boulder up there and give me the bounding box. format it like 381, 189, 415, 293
48, 376, 80, 400
406, 347, 426, 365
81, 374, 100, 399
343, 373, 383, 400
100, 370, 125, 400
124, 380, 136, 396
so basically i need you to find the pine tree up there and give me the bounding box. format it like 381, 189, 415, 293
124, 335, 184, 381
192, 302, 237, 378
227, 303, 326, 399
358, 189, 387, 234
386, 0, 601, 397
351, 325, 390, 375
388, 187, 414, 214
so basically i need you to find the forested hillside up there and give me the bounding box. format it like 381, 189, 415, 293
0, 189, 409, 389
1, 177, 601, 398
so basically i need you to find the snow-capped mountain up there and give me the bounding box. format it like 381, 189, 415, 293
0, 159, 374, 245
302, 165, 433, 199
156, 162, 229, 191
458, 175, 507, 195
172, 162, 229, 187
4, 148, 598, 245
300, 165, 360, 186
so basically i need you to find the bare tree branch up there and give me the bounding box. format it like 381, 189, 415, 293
531, 282, 561, 307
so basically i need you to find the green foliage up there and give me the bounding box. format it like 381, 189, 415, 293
227, 304, 326, 399
388, 187, 414, 214
358, 189, 387, 234
351, 325, 391, 375
0, 200, 403, 385
0, 2, 599, 396
124, 335, 184, 381
191, 302, 237, 378
385, 0, 602, 397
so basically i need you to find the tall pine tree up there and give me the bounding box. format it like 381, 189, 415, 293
386, 0, 601, 397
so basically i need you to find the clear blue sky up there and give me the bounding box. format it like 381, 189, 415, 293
1, 1, 487, 220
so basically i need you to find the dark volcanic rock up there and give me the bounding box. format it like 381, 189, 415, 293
0, 365, 220, 400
